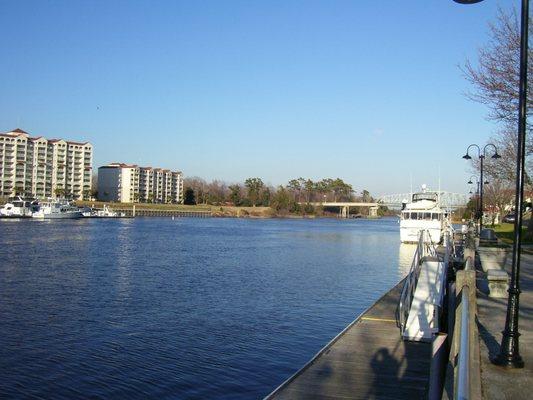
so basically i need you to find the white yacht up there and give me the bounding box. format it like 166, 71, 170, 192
0, 197, 37, 218
400, 186, 448, 244
80, 204, 125, 218
32, 200, 84, 219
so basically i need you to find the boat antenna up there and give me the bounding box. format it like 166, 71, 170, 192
410, 173, 413, 200
438, 166, 441, 203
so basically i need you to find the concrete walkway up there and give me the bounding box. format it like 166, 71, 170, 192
477, 252, 533, 399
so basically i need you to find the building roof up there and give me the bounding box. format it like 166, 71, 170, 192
67, 140, 91, 146
100, 162, 138, 169
1, 129, 91, 146
1, 128, 29, 138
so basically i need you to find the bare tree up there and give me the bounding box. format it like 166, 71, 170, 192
462, 8, 533, 235
483, 179, 515, 225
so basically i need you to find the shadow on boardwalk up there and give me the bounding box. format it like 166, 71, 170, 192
476, 252, 533, 400
266, 281, 432, 400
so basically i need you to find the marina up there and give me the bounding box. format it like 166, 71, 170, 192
1, 1, 531, 398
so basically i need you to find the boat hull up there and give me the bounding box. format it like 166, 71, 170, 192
400, 221, 443, 244
33, 211, 83, 219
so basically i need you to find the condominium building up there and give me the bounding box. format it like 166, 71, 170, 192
0, 128, 93, 200
98, 163, 183, 203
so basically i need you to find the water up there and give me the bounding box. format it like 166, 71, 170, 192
0, 217, 412, 399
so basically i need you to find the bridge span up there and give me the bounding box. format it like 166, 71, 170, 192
306, 191, 469, 218
308, 202, 380, 218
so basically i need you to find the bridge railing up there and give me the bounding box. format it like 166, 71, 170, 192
377, 192, 468, 209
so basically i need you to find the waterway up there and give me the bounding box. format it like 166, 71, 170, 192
0, 217, 414, 399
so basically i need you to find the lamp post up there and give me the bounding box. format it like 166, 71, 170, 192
454, 0, 528, 368
467, 175, 481, 222
462, 144, 501, 233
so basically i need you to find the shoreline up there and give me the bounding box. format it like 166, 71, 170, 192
75, 201, 391, 219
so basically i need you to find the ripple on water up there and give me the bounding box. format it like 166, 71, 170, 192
0, 217, 406, 399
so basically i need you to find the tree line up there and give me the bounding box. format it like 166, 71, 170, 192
183, 177, 376, 214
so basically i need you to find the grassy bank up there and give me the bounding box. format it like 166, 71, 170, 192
493, 223, 533, 244
75, 201, 380, 219
76, 201, 277, 218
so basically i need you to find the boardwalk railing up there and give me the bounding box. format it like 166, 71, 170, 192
397, 225, 456, 336
397, 230, 438, 333
454, 256, 477, 400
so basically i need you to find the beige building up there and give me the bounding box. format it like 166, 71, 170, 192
98, 163, 183, 203
0, 128, 93, 200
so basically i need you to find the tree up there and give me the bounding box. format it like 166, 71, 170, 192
484, 179, 515, 225
271, 185, 290, 211
244, 177, 264, 207
462, 8, 533, 236
287, 179, 302, 202
55, 187, 65, 198
185, 177, 208, 204
228, 184, 242, 206
206, 180, 227, 205
183, 187, 196, 205
304, 179, 314, 203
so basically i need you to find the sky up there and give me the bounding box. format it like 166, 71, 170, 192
0, 1, 517, 196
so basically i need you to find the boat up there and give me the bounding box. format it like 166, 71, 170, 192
32, 199, 84, 219
0, 197, 37, 218
80, 204, 126, 218
399, 185, 448, 244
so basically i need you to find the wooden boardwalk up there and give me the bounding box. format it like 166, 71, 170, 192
266, 281, 432, 400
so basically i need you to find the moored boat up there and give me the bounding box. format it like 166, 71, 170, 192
0, 197, 37, 218
80, 204, 126, 218
400, 185, 448, 244
32, 200, 83, 219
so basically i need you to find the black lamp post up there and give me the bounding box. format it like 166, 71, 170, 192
467, 175, 481, 221
462, 144, 501, 233
454, 0, 528, 369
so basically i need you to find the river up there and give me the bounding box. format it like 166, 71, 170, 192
0, 217, 414, 399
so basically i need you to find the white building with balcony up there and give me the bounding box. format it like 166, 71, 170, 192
98, 163, 183, 203
0, 128, 93, 200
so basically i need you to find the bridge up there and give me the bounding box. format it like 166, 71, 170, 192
308, 202, 380, 218
307, 192, 469, 218
376, 192, 469, 209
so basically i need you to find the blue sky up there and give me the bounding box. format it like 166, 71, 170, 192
0, 1, 515, 195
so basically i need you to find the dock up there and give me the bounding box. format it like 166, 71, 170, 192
266, 227, 533, 400
109, 208, 211, 218
266, 280, 432, 399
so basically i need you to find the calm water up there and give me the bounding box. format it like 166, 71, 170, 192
0, 217, 413, 399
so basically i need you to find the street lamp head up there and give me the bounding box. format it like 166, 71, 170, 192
492, 152, 502, 159
453, 0, 484, 3
484, 180, 490, 185
463, 153, 472, 160
468, 179, 473, 184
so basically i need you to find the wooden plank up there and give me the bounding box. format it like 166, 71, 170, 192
266, 280, 432, 399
